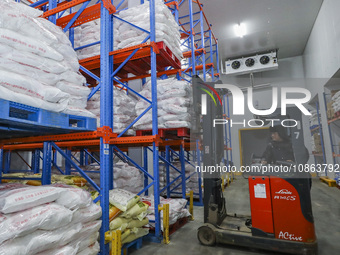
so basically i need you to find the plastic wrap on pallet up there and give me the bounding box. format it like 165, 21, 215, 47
0, 184, 102, 255
0, 223, 83, 255
0, 0, 92, 118
36, 244, 79, 255
0, 185, 65, 214
67, 232, 99, 255
140, 196, 190, 228
0, 203, 73, 244
75, 159, 144, 193
134, 78, 192, 130
86, 89, 137, 134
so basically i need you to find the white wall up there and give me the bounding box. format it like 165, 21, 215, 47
303, 0, 340, 177
220, 56, 312, 170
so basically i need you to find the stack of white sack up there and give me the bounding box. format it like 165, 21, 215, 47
108, 189, 149, 244
0, 1, 94, 118
116, 0, 183, 60
78, 158, 144, 194
309, 110, 320, 127
159, 161, 201, 198
0, 183, 102, 255
74, 19, 119, 60
140, 195, 190, 229
75, 0, 182, 61
113, 160, 144, 194
86, 89, 137, 135
134, 78, 192, 130
331, 91, 340, 113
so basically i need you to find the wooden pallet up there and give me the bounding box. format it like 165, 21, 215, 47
320, 176, 337, 187
136, 127, 190, 139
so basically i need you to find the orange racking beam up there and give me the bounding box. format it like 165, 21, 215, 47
42, 0, 90, 18
79, 42, 159, 72
185, 63, 214, 72
2, 135, 161, 151
183, 48, 205, 58
0, 128, 117, 145
0, 132, 102, 145
110, 135, 160, 146
328, 116, 340, 124
118, 63, 214, 83
56, 3, 101, 29
118, 68, 182, 83
159, 140, 184, 147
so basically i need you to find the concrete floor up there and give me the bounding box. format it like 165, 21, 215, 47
132, 178, 340, 255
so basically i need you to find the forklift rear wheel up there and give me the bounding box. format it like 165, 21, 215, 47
198, 226, 216, 246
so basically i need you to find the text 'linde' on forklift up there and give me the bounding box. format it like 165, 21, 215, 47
191, 76, 318, 255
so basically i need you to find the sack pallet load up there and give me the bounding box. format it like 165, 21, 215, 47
92, 189, 150, 244
134, 78, 192, 130
86, 89, 137, 135
0, 183, 102, 255
311, 133, 322, 154
75, 0, 183, 61
75, 158, 144, 194
309, 110, 320, 127
309, 110, 322, 153
0, 0, 94, 118
330, 90, 340, 118
159, 161, 201, 198
140, 195, 191, 229
1, 173, 88, 189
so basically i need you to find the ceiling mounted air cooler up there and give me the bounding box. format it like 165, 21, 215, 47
224, 51, 278, 76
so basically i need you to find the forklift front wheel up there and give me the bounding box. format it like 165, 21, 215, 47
197, 226, 216, 246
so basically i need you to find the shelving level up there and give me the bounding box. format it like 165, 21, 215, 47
308, 95, 327, 169
178, 0, 220, 82
1, 0, 221, 254
323, 72, 340, 186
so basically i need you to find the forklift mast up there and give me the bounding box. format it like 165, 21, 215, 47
192, 76, 226, 224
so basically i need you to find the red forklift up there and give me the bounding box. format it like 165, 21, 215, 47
192, 77, 318, 255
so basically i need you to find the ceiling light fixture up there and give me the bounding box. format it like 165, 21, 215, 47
234, 23, 246, 38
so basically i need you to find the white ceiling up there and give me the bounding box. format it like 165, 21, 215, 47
179, 0, 324, 61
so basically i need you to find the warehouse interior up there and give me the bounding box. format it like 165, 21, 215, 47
0, 0, 339, 255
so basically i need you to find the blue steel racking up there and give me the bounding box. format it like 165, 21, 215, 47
178, 0, 220, 83
309, 100, 327, 168
323, 92, 340, 184
2, 0, 220, 254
